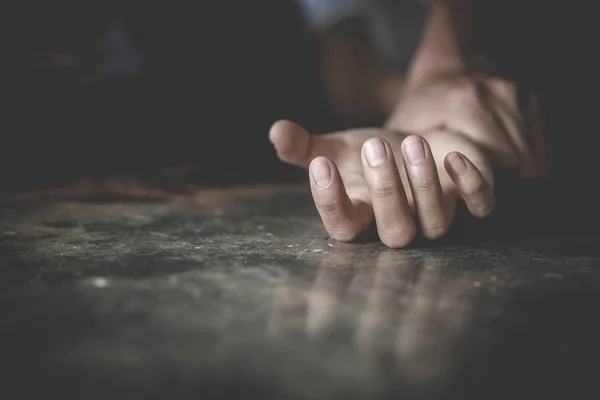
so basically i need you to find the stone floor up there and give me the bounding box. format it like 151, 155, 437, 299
1, 183, 599, 399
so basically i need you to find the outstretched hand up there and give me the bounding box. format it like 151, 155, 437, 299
269, 120, 494, 248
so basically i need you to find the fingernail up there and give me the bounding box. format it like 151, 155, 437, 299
448, 153, 468, 176
364, 138, 387, 167
403, 137, 426, 165
311, 159, 332, 188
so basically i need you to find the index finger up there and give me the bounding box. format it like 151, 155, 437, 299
309, 157, 373, 242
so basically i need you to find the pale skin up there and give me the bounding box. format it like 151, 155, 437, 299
269, 0, 548, 248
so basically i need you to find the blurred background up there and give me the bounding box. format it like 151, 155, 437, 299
1, 0, 598, 195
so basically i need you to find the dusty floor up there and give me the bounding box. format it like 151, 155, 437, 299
1, 184, 599, 399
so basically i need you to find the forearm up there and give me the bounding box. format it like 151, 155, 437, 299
407, 0, 484, 86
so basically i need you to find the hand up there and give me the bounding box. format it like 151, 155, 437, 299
387, 75, 549, 179
269, 120, 495, 248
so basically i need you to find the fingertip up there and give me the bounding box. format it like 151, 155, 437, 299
308, 159, 369, 242
444, 152, 495, 218
401, 134, 427, 147
310, 155, 331, 165
401, 135, 430, 167
362, 137, 393, 168
470, 198, 495, 219
269, 120, 312, 166
444, 151, 469, 177
380, 226, 416, 249
361, 136, 392, 152
333, 231, 360, 243
309, 156, 335, 189
269, 120, 295, 143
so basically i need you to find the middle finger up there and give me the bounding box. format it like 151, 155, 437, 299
361, 137, 416, 248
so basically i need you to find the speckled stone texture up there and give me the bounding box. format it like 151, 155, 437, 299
1, 184, 599, 400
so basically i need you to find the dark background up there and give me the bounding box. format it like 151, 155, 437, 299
1, 0, 598, 196
1, 0, 335, 191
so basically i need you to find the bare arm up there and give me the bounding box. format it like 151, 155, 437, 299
406, 0, 487, 87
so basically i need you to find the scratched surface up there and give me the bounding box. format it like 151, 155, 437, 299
1, 184, 599, 399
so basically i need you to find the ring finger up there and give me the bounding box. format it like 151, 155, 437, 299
401, 136, 451, 239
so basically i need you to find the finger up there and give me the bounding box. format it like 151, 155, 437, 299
444, 152, 495, 218
361, 137, 416, 248
269, 120, 332, 168
401, 136, 450, 239
309, 157, 373, 242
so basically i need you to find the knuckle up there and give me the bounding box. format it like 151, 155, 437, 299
372, 181, 401, 200
411, 177, 437, 194
462, 179, 487, 197
318, 199, 344, 217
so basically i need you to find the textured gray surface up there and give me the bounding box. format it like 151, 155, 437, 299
1, 184, 599, 399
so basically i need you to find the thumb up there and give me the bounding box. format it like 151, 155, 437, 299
269, 120, 320, 169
